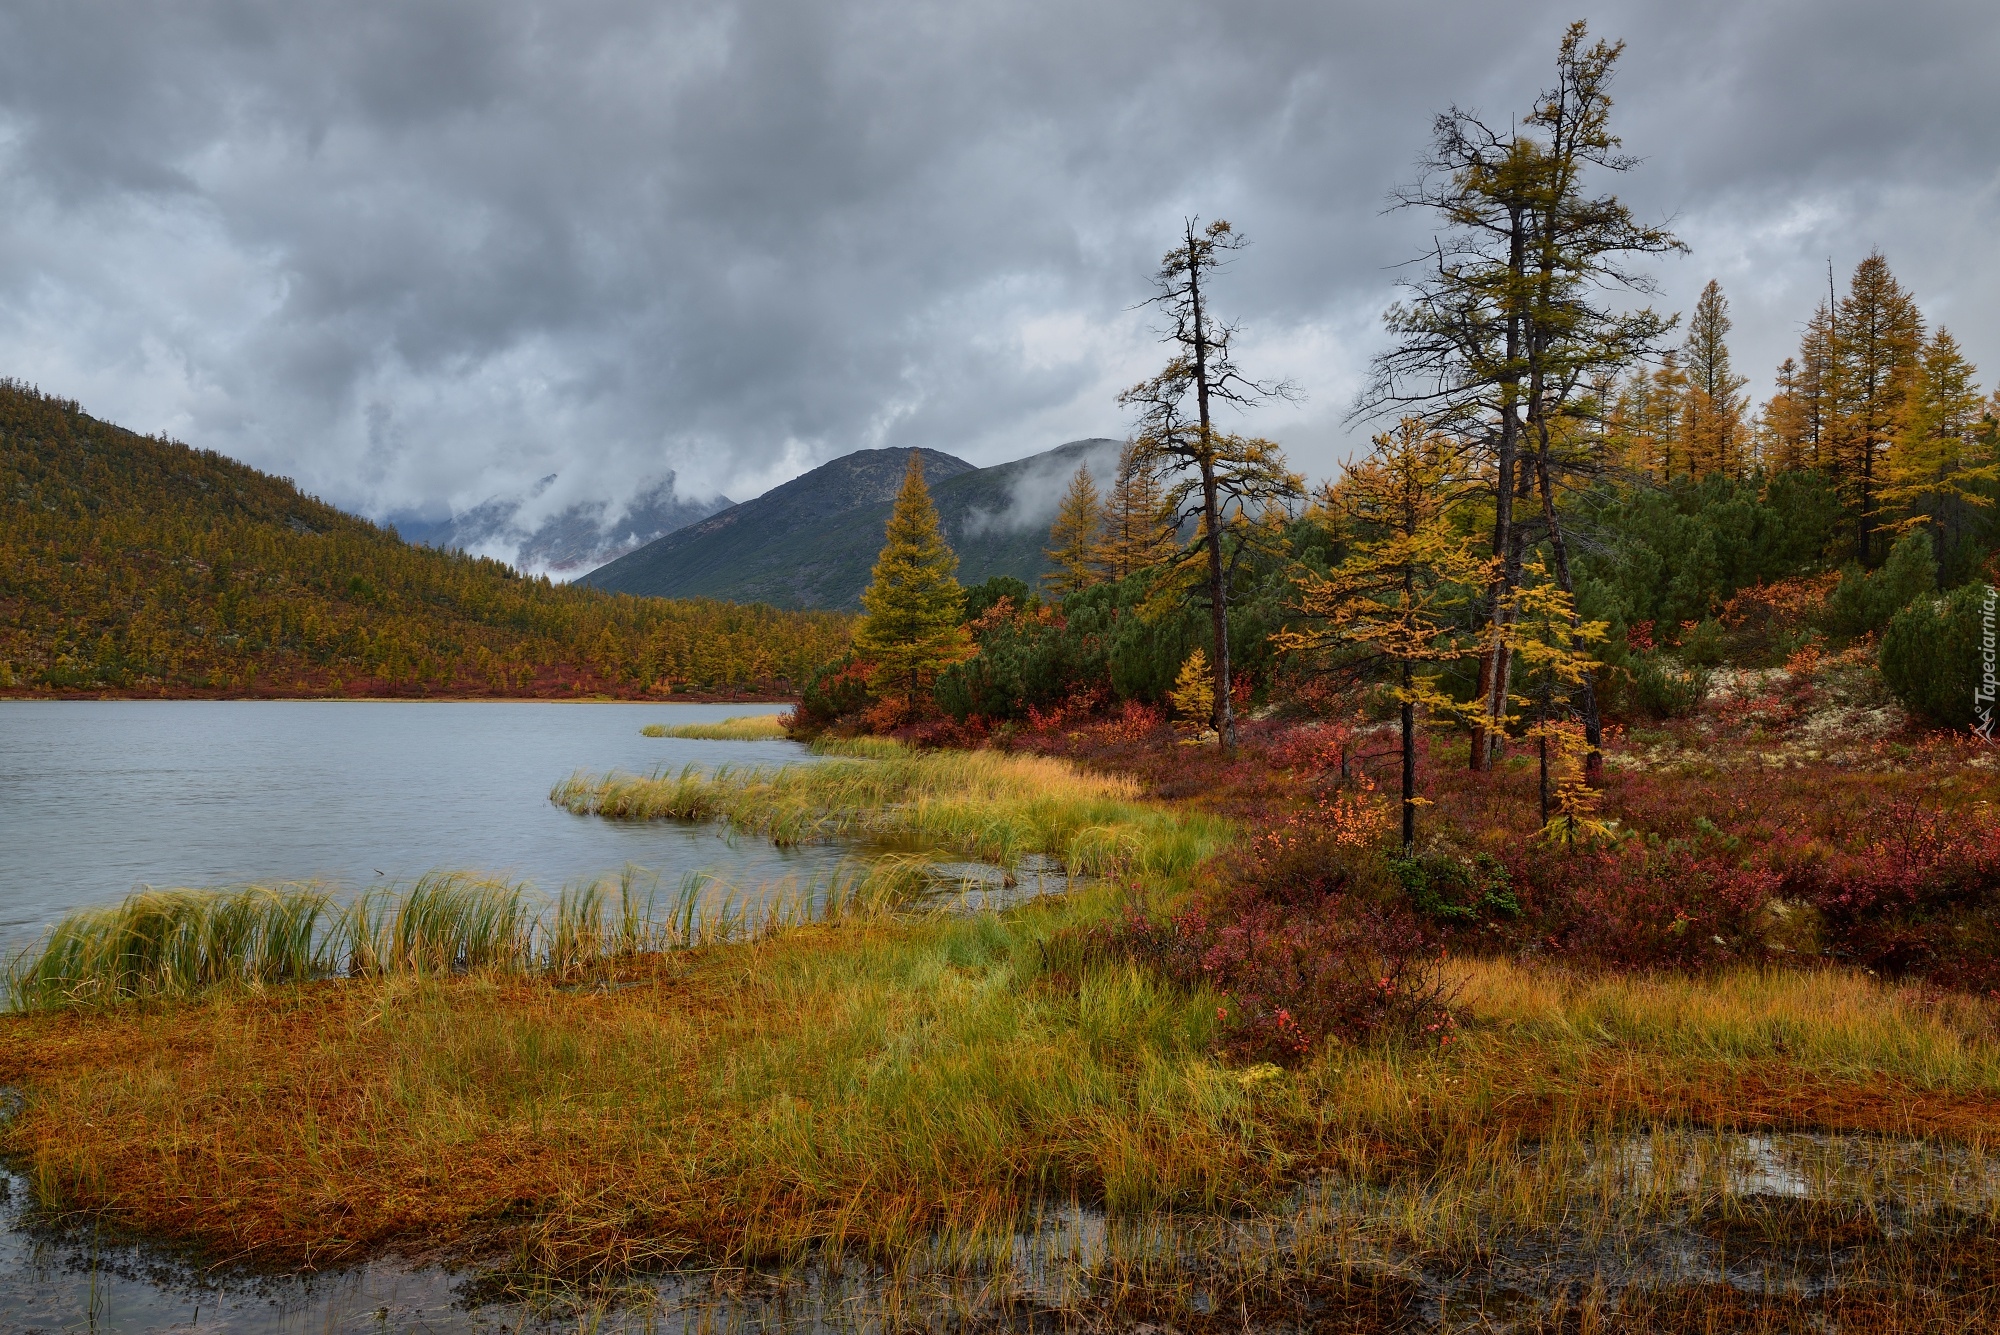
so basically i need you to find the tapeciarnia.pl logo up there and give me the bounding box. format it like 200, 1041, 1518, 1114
1977, 583, 1997, 743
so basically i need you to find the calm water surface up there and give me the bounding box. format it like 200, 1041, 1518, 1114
0, 699, 844, 944
0, 700, 859, 1329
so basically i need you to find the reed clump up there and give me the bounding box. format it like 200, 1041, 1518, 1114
4, 883, 335, 1010
4, 861, 934, 1013
639, 713, 791, 741
552, 745, 1227, 881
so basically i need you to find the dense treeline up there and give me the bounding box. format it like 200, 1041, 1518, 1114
816, 244, 2000, 738
810, 25, 2000, 766
0, 382, 852, 696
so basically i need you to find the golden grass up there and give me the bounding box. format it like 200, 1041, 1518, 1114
552, 744, 1228, 881
4, 864, 931, 1012
6, 908, 2000, 1294
639, 713, 791, 741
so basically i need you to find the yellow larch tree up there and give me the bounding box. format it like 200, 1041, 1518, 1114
1680, 279, 1750, 478
1043, 463, 1106, 597
1502, 556, 1610, 839
1880, 328, 1996, 558
1098, 440, 1178, 580
1277, 420, 1496, 852
854, 453, 971, 707
1832, 253, 1924, 561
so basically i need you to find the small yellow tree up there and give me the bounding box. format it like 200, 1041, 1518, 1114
1277, 420, 1494, 851
1043, 464, 1106, 597
1169, 647, 1216, 729
855, 454, 972, 708
1502, 558, 1611, 838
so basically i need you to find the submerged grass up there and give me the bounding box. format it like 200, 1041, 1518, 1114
639, 713, 790, 741
552, 743, 1227, 881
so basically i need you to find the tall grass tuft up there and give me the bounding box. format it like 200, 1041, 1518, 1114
640, 714, 791, 741
6, 884, 336, 1010
346, 872, 533, 978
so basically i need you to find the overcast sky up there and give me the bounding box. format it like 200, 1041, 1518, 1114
4, 0, 1997, 525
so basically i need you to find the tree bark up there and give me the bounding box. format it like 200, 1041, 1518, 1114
1537, 728, 1551, 825
1187, 223, 1236, 747
1532, 420, 1605, 784
1471, 201, 1527, 771
1401, 662, 1417, 852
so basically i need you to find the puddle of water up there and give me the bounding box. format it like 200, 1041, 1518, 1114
916, 853, 1082, 913
7, 1111, 1997, 1329
0, 1172, 478, 1333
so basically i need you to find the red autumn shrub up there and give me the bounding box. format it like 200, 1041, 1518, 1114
1022, 684, 1112, 736
1505, 845, 1776, 968
1096, 891, 1455, 1065
1207, 897, 1457, 1063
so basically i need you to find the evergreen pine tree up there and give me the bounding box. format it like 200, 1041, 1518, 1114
1043, 464, 1106, 596
855, 454, 971, 706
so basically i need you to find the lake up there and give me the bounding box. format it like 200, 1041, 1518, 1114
0, 699, 848, 947
0, 699, 877, 1329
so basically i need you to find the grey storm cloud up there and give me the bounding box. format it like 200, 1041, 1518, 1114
2, 0, 1997, 526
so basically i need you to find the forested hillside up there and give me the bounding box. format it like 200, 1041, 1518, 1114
0, 383, 852, 697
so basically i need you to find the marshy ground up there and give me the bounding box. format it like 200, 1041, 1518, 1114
5, 740, 2000, 1331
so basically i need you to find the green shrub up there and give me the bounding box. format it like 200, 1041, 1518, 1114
961, 575, 1031, 624
1615, 652, 1712, 718
1678, 617, 1729, 667
798, 652, 874, 725
1880, 582, 1994, 730
1825, 530, 1937, 639
1390, 850, 1517, 922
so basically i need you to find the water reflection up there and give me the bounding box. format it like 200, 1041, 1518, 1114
5, 1131, 1997, 1332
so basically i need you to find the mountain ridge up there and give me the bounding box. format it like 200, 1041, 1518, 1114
582, 438, 1123, 608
